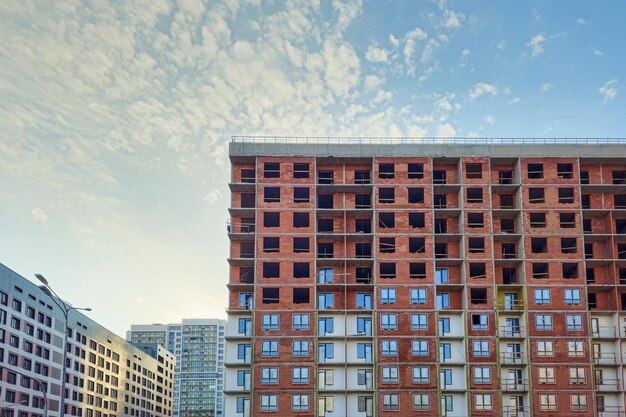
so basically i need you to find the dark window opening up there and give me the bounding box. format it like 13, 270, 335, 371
615, 195, 626, 209
408, 163, 424, 179
465, 163, 483, 179
293, 263, 310, 278
378, 163, 395, 179
434, 194, 447, 208
318, 243, 334, 258
434, 218, 447, 234
356, 243, 372, 258
466, 188, 483, 204
379, 188, 395, 204
583, 219, 592, 233
293, 237, 310, 253
619, 268, 626, 284
527, 163, 543, 179
557, 163, 574, 179
499, 194, 515, 208
616, 219, 626, 234
470, 288, 488, 304
409, 212, 425, 228
293, 213, 310, 228
468, 237, 485, 253
581, 194, 591, 209
588, 293, 597, 309
498, 170, 514, 185
379, 238, 395, 253
239, 267, 254, 284
580, 171, 590, 184
355, 218, 371, 233
356, 267, 372, 283
240, 217, 256, 233
531, 238, 548, 254
293, 288, 309, 304
263, 237, 279, 253
563, 263, 579, 279
618, 243, 626, 259
529, 213, 546, 228
584, 243, 593, 259
263, 162, 280, 178
293, 163, 310, 179
241, 193, 256, 208
433, 170, 447, 184
318, 218, 334, 233
561, 238, 577, 254
469, 263, 486, 279
263, 288, 279, 304
532, 263, 549, 279
264, 212, 280, 228
317, 194, 333, 208
354, 170, 371, 184
264, 187, 280, 203
558, 188, 575, 204
318, 170, 334, 184
467, 213, 484, 228
379, 263, 396, 279
500, 218, 515, 233
240, 242, 255, 258
410, 263, 427, 279
241, 169, 256, 183
560, 213, 576, 229
435, 243, 448, 258
409, 237, 426, 253
501, 243, 516, 259
622, 293, 626, 311
502, 267, 517, 284
379, 213, 395, 228
586, 268, 595, 284
293, 187, 310, 203
408, 188, 425, 203
612, 171, 626, 185
355, 194, 372, 208
528, 188, 544, 204
263, 262, 280, 278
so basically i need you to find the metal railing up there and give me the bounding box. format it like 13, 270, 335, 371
232, 136, 626, 145
501, 378, 529, 391
592, 326, 617, 339
499, 325, 525, 338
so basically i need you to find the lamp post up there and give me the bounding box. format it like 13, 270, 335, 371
35, 274, 91, 417
4, 369, 48, 417
0, 401, 29, 417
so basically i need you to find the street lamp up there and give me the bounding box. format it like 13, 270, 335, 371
2, 369, 48, 417
0, 400, 29, 417
35, 274, 91, 417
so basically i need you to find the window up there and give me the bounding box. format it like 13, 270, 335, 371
560, 213, 576, 228
378, 163, 395, 179
565, 289, 581, 305
354, 170, 371, 184
566, 314, 583, 330
537, 341, 554, 356
409, 212, 425, 228
500, 218, 515, 233
534, 289, 551, 304
472, 314, 488, 330
379, 237, 395, 253
568, 341, 584, 357
468, 237, 485, 253
466, 188, 483, 203
434, 194, 447, 208
293, 212, 309, 228
571, 394, 587, 410
260, 395, 278, 412
293, 187, 310, 203
317, 268, 333, 283
536, 314, 553, 330
292, 367, 309, 384
381, 340, 398, 356
261, 341, 278, 357
293, 163, 309, 178
529, 187, 545, 203
318, 317, 334, 336
561, 238, 577, 254
380, 314, 397, 330
466, 163, 483, 179
263, 237, 279, 253
527, 163, 543, 179
262, 288, 279, 304
411, 314, 428, 330
293, 314, 309, 330
264, 162, 280, 178
413, 394, 430, 411
538, 367, 556, 384
261, 368, 278, 384
473, 367, 491, 383
380, 288, 396, 304
473, 340, 490, 357
293, 288, 309, 304
412, 340, 428, 356
412, 366, 429, 383
293, 340, 310, 357
262, 314, 279, 330
318, 343, 333, 361
382, 394, 399, 411
470, 288, 487, 304
263, 212, 280, 227
318, 396, 334, 414
408, 188, 425, 203
475, 394, 492, 411
569, 367, 586, 384
467, 213, 484, 228
440, 369, 452, 387
356, 293, 372, 309
469, 263, 486, 279
540, 394, 557, 411
500, 194, 515, 208
531, 238, 547, 253
409, 238, 425, 253
264, 187, 280, 203
435, 268, 449, 284
318, 170, 334, 184
440, 343, 451, 361
532, 263, 549, 279
558, 188, 575, 204
355, 194, 371, 208
557, 163, 574, 179
433, 170, 447, 184
381, 366, 399, 383
410, 288, 426, 304
317, 369, 333, 388
436, 293, 450, 310
438, 317, 450, 336
292, 394, 309, 411
530, 212, 546, 228
379, 188, 395, 204
379, 212, 395, 228
318, 219, 334, 233
293, 263, 309, 278
317, 293, 333, 309
408, 163, 424, 179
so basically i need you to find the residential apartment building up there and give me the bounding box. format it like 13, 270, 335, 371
224, 137, 626, 417
128, 319, 226, 417
0, 263, 175, 417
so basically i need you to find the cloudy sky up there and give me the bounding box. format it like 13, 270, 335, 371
1, 0, 624, 336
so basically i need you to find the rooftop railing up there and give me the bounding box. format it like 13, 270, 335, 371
232, 136, 626, 145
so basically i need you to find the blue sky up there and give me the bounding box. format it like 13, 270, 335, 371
0, 0, 624, 335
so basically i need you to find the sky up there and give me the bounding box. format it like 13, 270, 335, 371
1, 0, 625, 336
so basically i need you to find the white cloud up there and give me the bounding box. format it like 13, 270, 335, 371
540, 83, 553, 92
468, 82, 498, 101
203, 189, 223, 204
403, 26, 428, 68
322, 39, 361, 97
389, 34, 400, 48
599, 79, 618, 103
31, 207, 48, 225
508, 97, 522, 104
527, 33, 546, 57
594, 49, 603, 56
363, 75, 385, 92
443, 10, 464, 29
496, 40, 507, 50
365, 45, 389, 63
332, 0, 363, 32
576, 18, 590, 25
467, 131, 480, 138
461, 49, 471, 59
483, 114, 496, 125
437, 123, 457, 137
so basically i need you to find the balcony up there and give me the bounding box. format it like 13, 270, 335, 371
496, 300, 525, 311
595, 352, 619, 365
499, 351, 526, 365
499, 326, 525, 338
502, 406, 529, 417
501, 378, 529, 392
596, 378, 621, 391
598, 406, 625, 417
593, 326, 617, 339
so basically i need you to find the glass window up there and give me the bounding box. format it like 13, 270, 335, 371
534, 288, 551, 304
380, 314, 397, 330
381, 340, 398, 356
565, 289, 581, 304
260, 395, 278, 411
411, 314, 428, 330
412, 340, 429, 356
410, 288, 426, 304
535, 314, 552, 330
474, 367, 491, 383
412, 367, 429, 383
380, 288, 396, 304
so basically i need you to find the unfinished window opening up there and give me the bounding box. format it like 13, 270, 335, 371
563, 263, 579, 279
241, 169, 256, 183
241, 193, 256, 208
558, 188, 575, 204
239, 242, 255, 258
317, 243, 334, 258
408, 163, 424, 179
527, 163, 544, 179
262, 288, 280, 304
264, 187, 280, 203
468, 238, 485, 253
581, 194, 591, 209
470, 288, 488, 304
557, 163, 574, 179
355, 218, 371, 233
469, 263, 486, 279
409, 237, 426, 253
588, 293, 597, 309
528, 188, 545, 204
585, 268, 595, 284
499, 194, 515, 208
354, 170, 371, 184
318, 170, 334, 184
293, 263, 310, 278
379, 213, 395, 228
501, 243, 516, 259
263, 162, 280, 178
622, 293, 626, 311
379, 263, 396, 279
584, 243, 593, 259
317, 193, 333, 208
435, 243, 448, 258
561, 238, 577, 254
616, 219, 626, 234
263, 237, 279, 253
434, 194, 447, 208
532, 263, 549, 279
531, 238, 548, 254
317, 218, 334, 233
263, 262, 280, 278
466, 188, 483, 204
612, 170, 626, 184
355, 243, 372, 258
355, 194, 372, 208
293, 213, 310, 228
379, 238, 395, 253
618, 243, 626, 259
465, 163, 483, 179
379, 188, 395, 204
293, 162, 310, 179
498, 170, 514, 185
378, 163, 395, 179
580, 170, 590, 184
620, 268, 626, 284
293, 187, 310, 203
433, 170, 447, 184
560, 213, 576, 229
500, 218, 515, 233
410, 263, 427, 279
264, 212, 280, 228
239, 267, 254, 284
409, 212, 426, 228
530, 213, 546, 228
583, 219, 592, 233
356, 267, 372, 283
408, 188, 425, 204
434, 218, 447, 234
293, 288, 310, 304
467, 213, 484, 228
240, 217, 256, 233
293, 237, 310, 253
502, 267, 517, 284
615, 195, 626, 209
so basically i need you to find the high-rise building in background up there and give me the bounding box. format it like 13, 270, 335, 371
224, 137, 626, 417
128, 319, 226, 417
0, 263, 175, 417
